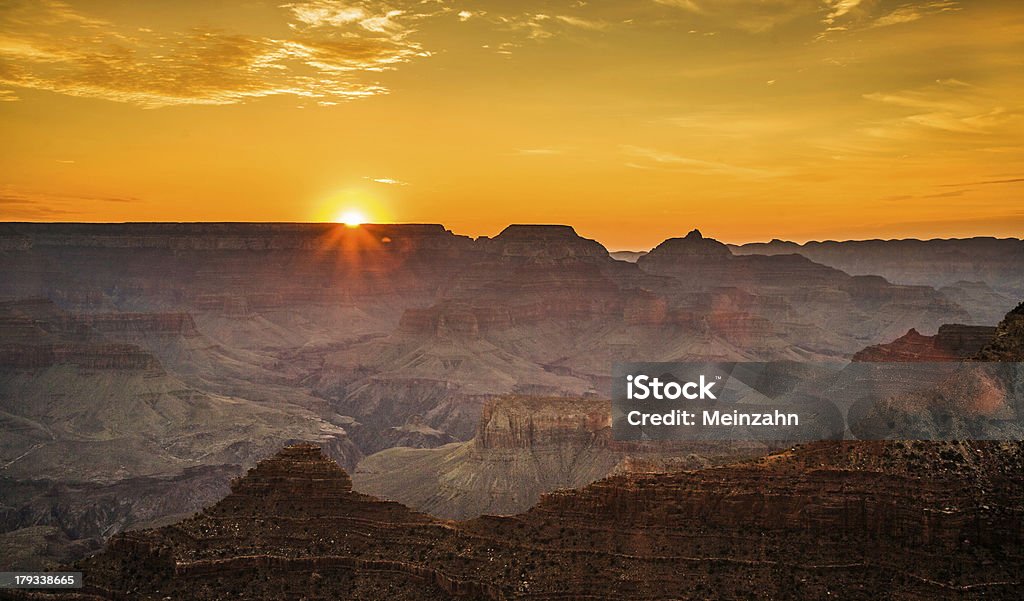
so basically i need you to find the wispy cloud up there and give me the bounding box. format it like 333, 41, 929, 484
366, 176, 409, 186
863, 80, 1022, 138
654, 0, 825, 34
871, 1, 960, 28
940, 177, 1024, 188
823, 0, 864, 25
514, 148, 565, 156
0, 185, 142, 219
654, 0, 702, 11
554, 15, 609, 31
622, 145, 778, 177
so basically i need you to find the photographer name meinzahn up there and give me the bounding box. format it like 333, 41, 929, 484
624, 408, 800, 427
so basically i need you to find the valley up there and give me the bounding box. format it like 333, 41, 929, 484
1, 222, 1022, 569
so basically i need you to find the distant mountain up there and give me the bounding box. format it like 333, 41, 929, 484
731, 236, 1024, 317
609, 250, 647, 262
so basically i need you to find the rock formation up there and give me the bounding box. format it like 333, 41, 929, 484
852, 324, 997, 362
976, 301, 1024, 361
355, 396, 777, 519
2, 224, 1020, 570
8, 442, 1021, 600
0, 299, 361, 568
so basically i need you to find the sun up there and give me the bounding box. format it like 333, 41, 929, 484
337, 209, 367, 227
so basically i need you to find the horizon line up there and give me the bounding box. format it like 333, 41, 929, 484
1, 220, 1021, 251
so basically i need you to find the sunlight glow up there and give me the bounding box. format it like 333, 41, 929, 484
338, 209, 367, 227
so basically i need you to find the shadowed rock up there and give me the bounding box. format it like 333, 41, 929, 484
13, 441, 1022, 600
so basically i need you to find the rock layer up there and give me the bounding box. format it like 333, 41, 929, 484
11, 442, 1022, 600
852, 324, 997, 362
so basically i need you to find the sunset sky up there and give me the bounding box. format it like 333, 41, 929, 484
1, 0, 1022, 249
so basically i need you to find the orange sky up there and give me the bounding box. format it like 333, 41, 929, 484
1, 0, 1022, 249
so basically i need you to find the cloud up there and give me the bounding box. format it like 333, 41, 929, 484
515, 148, 564, 156
622, 145, 778, 177
554, 15, 609, 31
479, 5, 620, 48
0, 185, 142, 219
653, 0, 824, 34
863, 81, 1022, 139
940, 177, 1024, 188
0, 0, 435, 108
653, 0, 702, 12
869, 211, 1024, 234
823, 0, 864, 25
366, 177, 409, 185
871, 1, 960, 28
813, 0, 961, 38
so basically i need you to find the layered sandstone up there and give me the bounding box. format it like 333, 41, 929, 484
13, 442, 1022, 600
976, 301, 1024, 361
67, 313, 199, 337
355, 396, 769, 520
852, 324, 997, 362
0, 343, 161, 371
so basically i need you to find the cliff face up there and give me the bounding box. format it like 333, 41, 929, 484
354, 396, 767, 520
21, 442, 1023, 601
852, 299, 1024, 363
354, 397, 625, 519
474, 396, 611, 449
68, 313, 199, 337
976, 301, 1024, 361
853, 324, 997, 362
0, 223, 474, 316
0, 343, 162, 370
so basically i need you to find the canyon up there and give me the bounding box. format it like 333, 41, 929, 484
2, 223, 1023, 570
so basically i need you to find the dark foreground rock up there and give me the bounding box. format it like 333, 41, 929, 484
5, 441, 1021, 601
